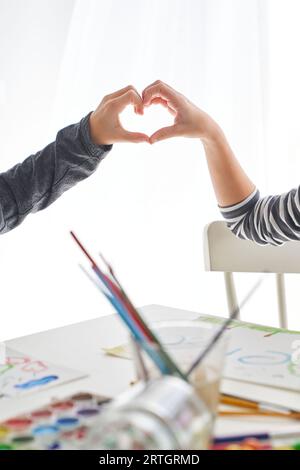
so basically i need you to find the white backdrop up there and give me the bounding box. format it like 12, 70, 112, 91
0, 0, 299, 340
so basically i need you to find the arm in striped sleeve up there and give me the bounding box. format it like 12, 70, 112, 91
220, 187, 300, 246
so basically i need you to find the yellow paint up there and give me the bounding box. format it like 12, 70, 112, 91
0, 425, 9, 439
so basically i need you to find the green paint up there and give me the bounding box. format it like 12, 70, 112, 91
287, 361, 300, 377
0, 443, 13, 450
12, 435, 34, 445
0, 364, 13, 376
196, 315, 300, 336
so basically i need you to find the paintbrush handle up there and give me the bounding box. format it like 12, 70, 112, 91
219, 410, 300, 419
221, 395, 258, 410
221, 394, 298, 415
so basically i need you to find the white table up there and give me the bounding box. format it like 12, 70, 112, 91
1, 304, 300, 438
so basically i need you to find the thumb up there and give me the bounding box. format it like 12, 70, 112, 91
149, 125, 180, 144
120, 130, 150, 143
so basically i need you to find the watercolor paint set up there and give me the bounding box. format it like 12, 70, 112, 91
0, 392, 111, 450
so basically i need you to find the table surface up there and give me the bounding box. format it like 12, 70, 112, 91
2, 304, 300, 438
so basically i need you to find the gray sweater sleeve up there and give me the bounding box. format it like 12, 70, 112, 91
220, 187, 300, 246
0, 113, 112, 234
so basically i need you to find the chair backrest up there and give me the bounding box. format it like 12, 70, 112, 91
203, 221, 300, 328
204, 221, 300, 273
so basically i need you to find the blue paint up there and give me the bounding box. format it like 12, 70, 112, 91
33, 425, 59, 436
238, 350, 290, 366
14, 375, 58, 390
226, 348, 242, 357
56, 417, 79, 429
48, 442, 61, 450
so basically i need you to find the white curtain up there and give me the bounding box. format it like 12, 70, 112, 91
0, 0, 298, 340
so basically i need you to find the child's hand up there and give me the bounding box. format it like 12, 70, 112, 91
89, 85, 149, 145
142, 80, 220, 144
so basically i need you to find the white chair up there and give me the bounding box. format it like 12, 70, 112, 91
203, 221, 300, 328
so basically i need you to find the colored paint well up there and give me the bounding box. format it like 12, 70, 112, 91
56, 417, 79, 429
12, 435, 34, 444
0, 443, 14, 450
0, 426, 9, 439
4, 417, 32, 430
51, 401, 74, 412
33, 425, 59, 437
61, 426, 88, 442
11, 435, 35, 448
47, 442, 61, 450
31, 409, 52, 420
77, 408, 100, 418
71, 393, 93, 402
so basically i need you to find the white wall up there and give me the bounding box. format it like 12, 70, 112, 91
0, 0, 299, 340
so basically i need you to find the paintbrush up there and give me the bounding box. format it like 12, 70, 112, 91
220, 394, 300, 419
219, 410, 300, 419
71, 232, 186, 380
186, 275, 265, 377
91, 262, 187, 380
79, 263, 170, 375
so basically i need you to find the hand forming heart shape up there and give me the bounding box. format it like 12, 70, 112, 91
119, 98, 174, 142
89, 81, 209, 146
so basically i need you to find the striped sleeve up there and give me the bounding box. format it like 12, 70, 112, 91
220, 187, 300, 246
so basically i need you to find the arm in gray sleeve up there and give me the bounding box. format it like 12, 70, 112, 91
0, 113, 112, 234
220, 187, 300, 246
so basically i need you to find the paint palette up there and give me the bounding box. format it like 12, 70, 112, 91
0, 392, 111, 450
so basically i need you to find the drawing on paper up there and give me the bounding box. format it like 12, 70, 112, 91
104, 314, 300, 392
0, 348, 86, 400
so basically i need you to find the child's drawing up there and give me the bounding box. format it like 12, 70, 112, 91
0, 348, 86, 400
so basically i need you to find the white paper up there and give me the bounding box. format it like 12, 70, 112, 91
0, 348, 86, 400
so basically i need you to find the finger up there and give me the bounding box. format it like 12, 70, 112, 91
144, 80, 179, 95
143, 82, 181, 110
142, 79, 175, 99
102, 85, 137, 104
142, 80, 161, 97
142, 80, 173, 99
149, 125, 181, 144
112, 89, 144, 115
103, 86, 144, 115
120, 130, 150, 144
150, 97, 177, 116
